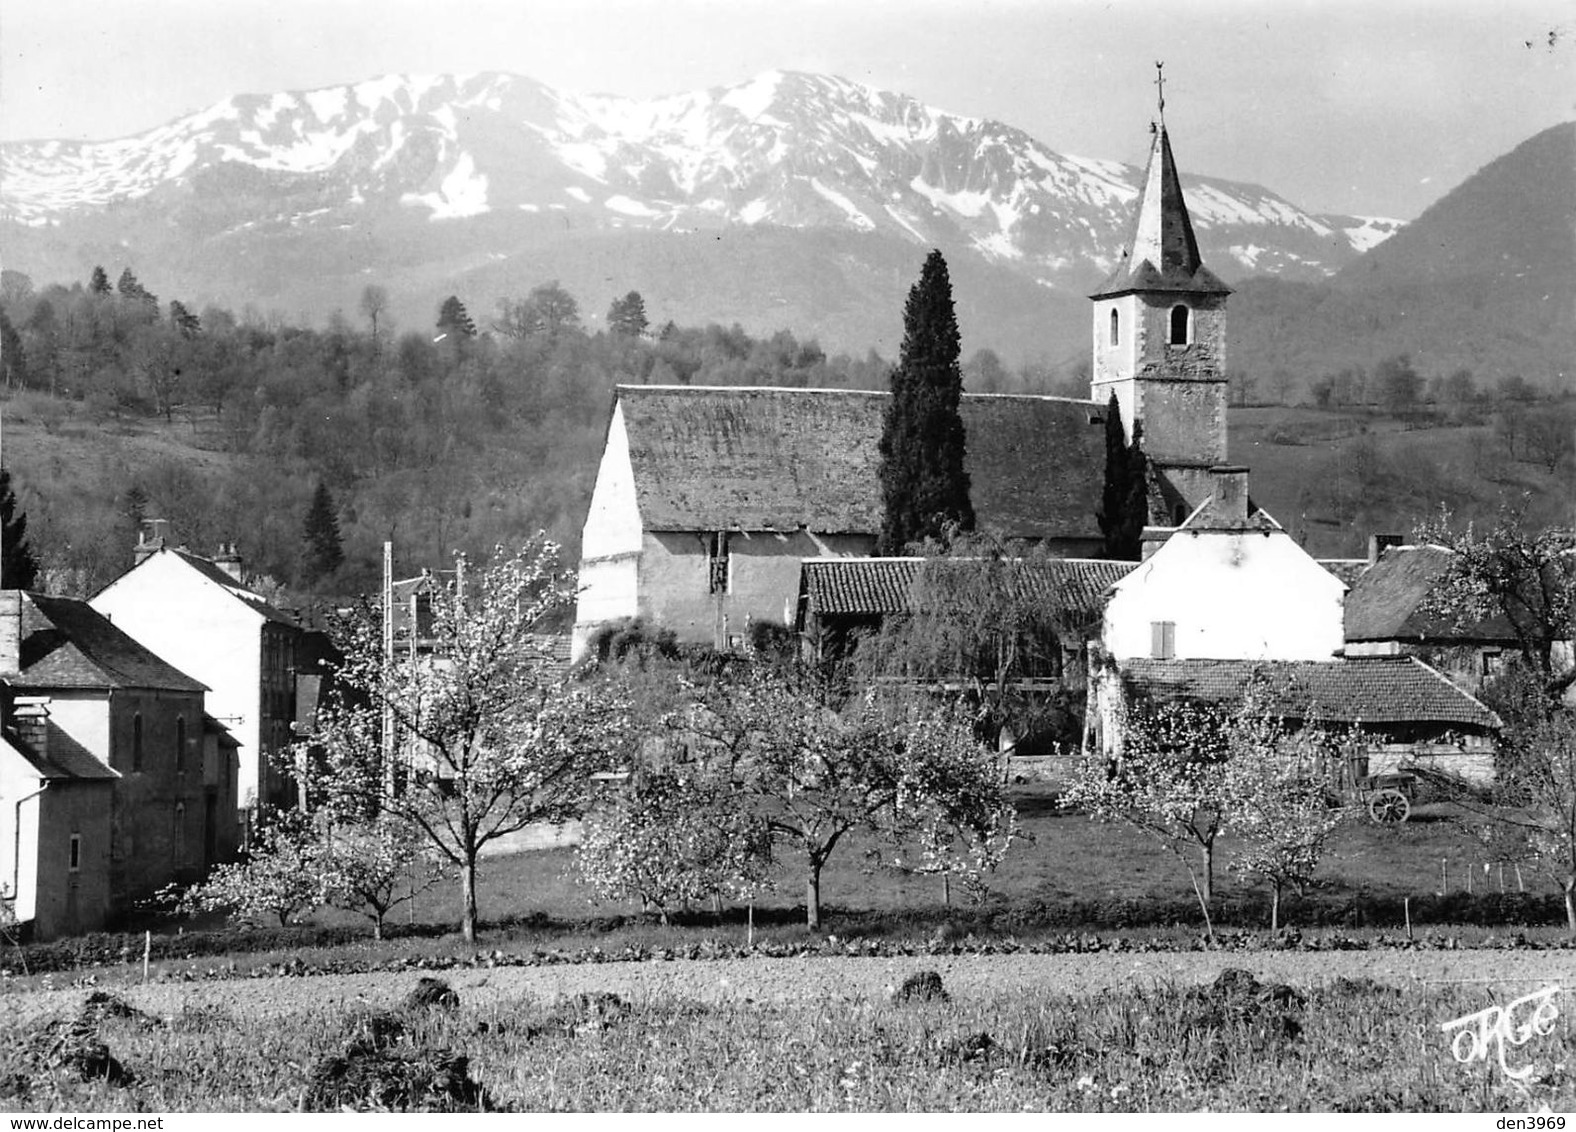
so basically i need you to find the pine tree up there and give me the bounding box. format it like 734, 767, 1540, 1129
169, 299, 202, 338
0, 468, 41, 591
877, 249, 974, 554
607, 291, 649, 338
436, 296, 476, 339
89, 266, 111, 295
301, 482, 345, 583
1096, 394, 1149, 561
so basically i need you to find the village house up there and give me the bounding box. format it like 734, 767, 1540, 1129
1343, 542, 1521, 693
0, 589, 239, 939
1086, 473, 1501, 784
91, 528, 304, 830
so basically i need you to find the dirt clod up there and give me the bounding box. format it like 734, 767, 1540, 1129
403, 977, 460, 1012
301, 1045, 492, 1112
896, 970, 948, 1003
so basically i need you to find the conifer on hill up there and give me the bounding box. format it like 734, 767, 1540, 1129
877, 249, 974, 555
0, 468, 41, 591
301, 482, 345, 584
1097, 393, 1149, 561
436, 296, 477, 339
89, 266, 111, 295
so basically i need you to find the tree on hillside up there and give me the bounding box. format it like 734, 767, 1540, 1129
1373, 354, 1423, 415
436, 295, 477, 340
300, 482, 345, 583
1096, 394, 1148, 560
359, 284, 390, 347
0, 468, 40, 591
877, 249, 974, 554
168, 299, 201, 339
89, 266, 112, 295
607, 291, 649, 339
301, 540, 632, 942
0, 313, 27, 390
116, 268, 158, 311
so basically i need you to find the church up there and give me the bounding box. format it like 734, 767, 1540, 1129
571, 104, 1233, 659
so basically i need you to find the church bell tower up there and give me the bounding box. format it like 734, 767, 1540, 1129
1090, 66, 1232, 525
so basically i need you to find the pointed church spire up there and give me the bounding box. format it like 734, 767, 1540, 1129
1091, 92, 1231, 299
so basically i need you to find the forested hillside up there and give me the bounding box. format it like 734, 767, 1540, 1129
0, 266, 1568, 608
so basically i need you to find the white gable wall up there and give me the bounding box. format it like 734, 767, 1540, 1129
1103, 528, 1345, 661
91, 553, 267, 806
573, 402, 642, 659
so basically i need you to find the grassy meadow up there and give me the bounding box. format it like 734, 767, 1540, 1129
2, 974, 1569, 1112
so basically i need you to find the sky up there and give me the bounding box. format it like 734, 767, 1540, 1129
1, 0, 1571, 219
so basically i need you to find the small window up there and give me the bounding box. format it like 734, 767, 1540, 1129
1109, 308, 1120, 347
1150, 621, 1176, 659
175, 716, 187, 773
69, 833, 81, 873
1169, 304, 1190, 346
708, 532, 731, 594
132, 713, 144, 771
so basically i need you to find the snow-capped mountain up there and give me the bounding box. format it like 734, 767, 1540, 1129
2, 70, 1397, 279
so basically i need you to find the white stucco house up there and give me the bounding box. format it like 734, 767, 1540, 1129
91, 534, 303, 827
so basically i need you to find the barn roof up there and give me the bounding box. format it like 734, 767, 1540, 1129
798, 556, 1135, 625
1343, 545, 1518, 643
1116, 656, 1500, 729
616, 385, 1107, 539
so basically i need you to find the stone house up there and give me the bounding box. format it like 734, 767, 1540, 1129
91, 533, 304, 827
0, 590, 238, 938
1343, 543, 1521, 693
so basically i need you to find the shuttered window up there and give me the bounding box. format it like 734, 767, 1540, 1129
1150, 621, 1175, 659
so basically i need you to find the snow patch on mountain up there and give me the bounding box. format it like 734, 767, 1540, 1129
1339, 214, 1405, 253
401, 152, 489, 219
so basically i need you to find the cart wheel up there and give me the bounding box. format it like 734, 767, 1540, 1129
1368, 788, 1410, 824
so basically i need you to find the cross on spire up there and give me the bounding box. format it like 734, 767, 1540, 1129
1155, 60, 1166, 124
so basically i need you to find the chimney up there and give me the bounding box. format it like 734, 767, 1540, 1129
1368, 533, 1404, 566
10, 697, 48, 761
1207, 466, 1250, 527
135, 519, 171, 566
214, 542, 244, 582
0, 590, 21, 677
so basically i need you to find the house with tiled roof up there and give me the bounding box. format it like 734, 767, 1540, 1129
91, 529, 304, 827
1087, 476, 1502, 783
0, 589, 237, 937
1344, 543, 1521, 693
795, 555, 1134, 668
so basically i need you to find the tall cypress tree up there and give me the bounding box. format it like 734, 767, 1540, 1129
877, 249, 974, 554
0, 468, 41, 590
301, 482, 345, 583
1097, 393, 1149, 560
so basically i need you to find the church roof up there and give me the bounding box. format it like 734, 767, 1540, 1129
616, 385, 1107, 541
1092, 125, 1232, 299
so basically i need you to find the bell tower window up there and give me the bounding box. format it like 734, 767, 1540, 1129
1169, 304, 1191, 345
1109, 309, 1120, 347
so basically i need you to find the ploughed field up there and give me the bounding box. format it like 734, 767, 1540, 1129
3, 949, 1576, 1112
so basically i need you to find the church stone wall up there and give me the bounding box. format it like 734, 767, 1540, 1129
641, 530, 875, 648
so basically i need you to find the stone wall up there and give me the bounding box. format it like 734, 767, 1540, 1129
641, 529, 876, 647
